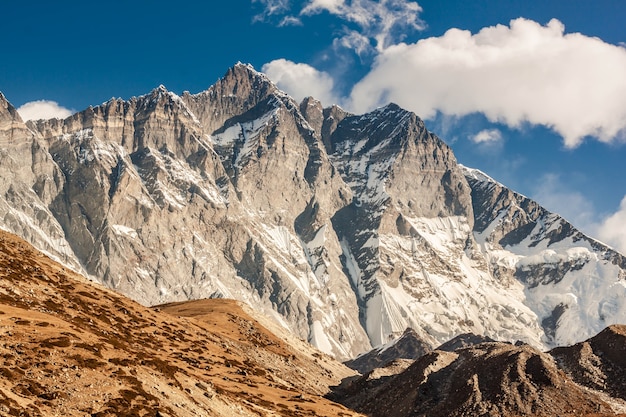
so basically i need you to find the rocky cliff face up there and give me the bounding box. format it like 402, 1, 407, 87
1, 63, 625, 360
464, 167, 626, 347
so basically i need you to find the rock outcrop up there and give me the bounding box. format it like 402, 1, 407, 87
344, 328, 431, 374
331, 341, 625, 417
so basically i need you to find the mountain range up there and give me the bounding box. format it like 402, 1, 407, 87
1, 63, 626, 362
2, 216, 626, 415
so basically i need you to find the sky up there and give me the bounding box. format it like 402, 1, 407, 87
2, 0, 626, 253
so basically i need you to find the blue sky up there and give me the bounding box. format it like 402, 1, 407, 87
2, 0, 626, 252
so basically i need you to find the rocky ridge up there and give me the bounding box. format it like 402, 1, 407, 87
344, 327, 431, 374
1, 64, 625, 360
330, 330, 626, 417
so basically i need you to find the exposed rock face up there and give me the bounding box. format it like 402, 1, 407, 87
1, 63, 625, 360
331, 341, 624, 417
0, 65, 369, 359
551, 324, 626, 402
436, 332, 495, 351
344, 328, 431, 374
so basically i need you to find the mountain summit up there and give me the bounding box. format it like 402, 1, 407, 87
1, 64, 625, 359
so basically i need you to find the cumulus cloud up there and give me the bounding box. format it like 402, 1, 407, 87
348, 18, 626, 147
262, 59, 339, 105
301, 0, 425, 51
596, 196, 626, 255
470, 129, 502, 144
17, 100, 73, 121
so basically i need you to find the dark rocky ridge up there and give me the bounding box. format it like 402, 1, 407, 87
331, 333, 626, 417
551, 325, 626, 403
345, 328, 431, 374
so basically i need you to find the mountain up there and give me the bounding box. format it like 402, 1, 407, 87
464, 167, 626, 346
435, 332, 496, 351
1, 63, 626, 360
551, 325, 626, 402
344, 328, 431, 374
329, 333, 626, 417
3, 225, 624, 416
0, 229, 362, 416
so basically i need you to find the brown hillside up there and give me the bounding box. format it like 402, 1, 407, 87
331, 341, 626, 417
551, 324, 626, 402
0, 230, 362, 416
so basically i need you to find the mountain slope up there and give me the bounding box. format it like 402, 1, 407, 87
0, 229, 362, 416
1, 63, 625, 360
551, 324, 626, 402
344, 328, 431, 374
464, 166, 626, 346
330, 337, 626, 417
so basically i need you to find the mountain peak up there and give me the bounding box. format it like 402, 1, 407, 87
233, 61, 259, 73
222, 62, 275, 90
146, 83, 171, 99
345, 327, 431, 374
181, 63, 279, 133
0, 92, 27, 133
0, 92, 24, 125
460, 164, 510, 191
377, 102, 403, 113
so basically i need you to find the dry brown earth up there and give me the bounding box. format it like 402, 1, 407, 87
0, 230, 362, 416
330, 341, 626, 417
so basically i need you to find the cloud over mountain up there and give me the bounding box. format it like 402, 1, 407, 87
257, 5, 626, 148
348, 18, 626, 147
17, 100, 73, 121
262, 59, 339, 105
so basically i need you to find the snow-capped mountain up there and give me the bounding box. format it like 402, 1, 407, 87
1, 63, 625, 359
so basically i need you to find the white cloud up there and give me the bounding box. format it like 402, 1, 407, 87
333, 29, 374, 58
278, 15, 303, 26
470, 129, 502, 144
596, 196, 626, 255
301, 0, 425, 51
262, 59, 339, 106
17, 100, 73, 121
252, 0, 292, 22
348, 18, 626, 147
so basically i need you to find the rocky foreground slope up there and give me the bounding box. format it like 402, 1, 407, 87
330, 328, 626, 417
0, 230, 360, 416
1, 63, 626, 359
